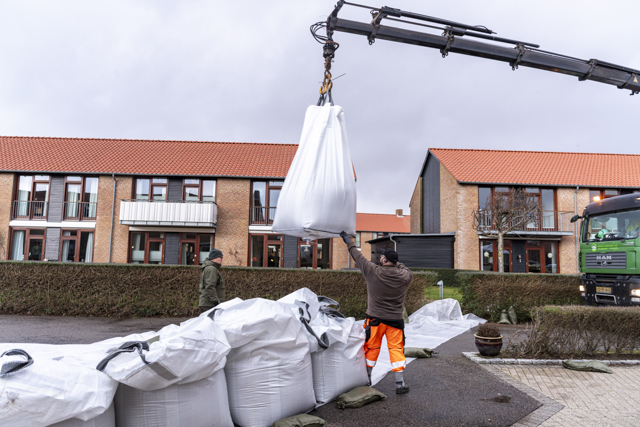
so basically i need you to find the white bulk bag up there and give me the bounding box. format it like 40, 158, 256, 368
113, 369, 232, 427
272, 104, 357, 240
95, 315, 231, 391
212, 298, 316, 427
0, 349, 118, 427
278, 289, 368, 404
49, 404, 115, 427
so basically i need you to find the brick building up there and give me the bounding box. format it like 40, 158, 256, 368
0, 136, 362, 269
410, 148, 640, 274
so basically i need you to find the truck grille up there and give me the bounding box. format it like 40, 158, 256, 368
585, 252, 626, 269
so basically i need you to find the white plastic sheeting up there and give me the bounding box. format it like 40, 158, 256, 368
271, 104, 357, 240
369, 299, 486, 385
49, 404, 115, 427
0, 349, 117, 427
212, 298, 316, 427
95, 315, 231, 391
113, 369, 233, 427
278, 288, 368, 404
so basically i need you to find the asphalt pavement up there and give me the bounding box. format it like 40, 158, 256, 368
0, 315, 539, 426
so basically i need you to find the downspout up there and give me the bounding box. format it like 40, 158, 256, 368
389, 233, 397, 251
108, 174, 116, 263
574, 186, 579, 273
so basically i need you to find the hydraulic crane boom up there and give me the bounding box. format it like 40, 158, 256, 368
312, 1, 640, 97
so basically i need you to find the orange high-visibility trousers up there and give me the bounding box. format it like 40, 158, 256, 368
363, 318, 406, 372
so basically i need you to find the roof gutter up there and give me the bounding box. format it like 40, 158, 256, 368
109, 174, 116, 263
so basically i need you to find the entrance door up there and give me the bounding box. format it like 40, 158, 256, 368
181, 242, 196, 265
267, 244, 281, 267
28, 237, 44, 261
527, 249, 541, 273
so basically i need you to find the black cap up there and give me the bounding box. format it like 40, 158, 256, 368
379, 249, 398, 263
209, 248, 223, 260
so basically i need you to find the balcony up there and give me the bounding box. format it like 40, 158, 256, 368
12, 201, 48, 220
63, 202, 97, 221
119, 200, 217, 227
476, 210, 575, 236
250, 206, 277, 225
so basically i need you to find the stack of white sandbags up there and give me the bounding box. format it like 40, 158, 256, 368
211, 298, 316, 427
0, 348, 118, 427
279, 289, 368, 404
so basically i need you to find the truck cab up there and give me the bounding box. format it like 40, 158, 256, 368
577, 193, 640, 305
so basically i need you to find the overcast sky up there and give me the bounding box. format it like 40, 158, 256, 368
1, 1, 638, 215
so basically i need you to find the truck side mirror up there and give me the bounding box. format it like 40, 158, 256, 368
570, 215, 581, 223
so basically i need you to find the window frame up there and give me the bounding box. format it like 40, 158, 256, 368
182, 178, 217, 203
128, 231, 166, 264
589, 188, 619, 203
63, 176, 99, 221
133, 177, 168, 202
297, 237, 332, 269
248, 233, 283, 267
8, 227, 47, 261
249, 180, 284, 224
59, 229, 95, 263
178, 233, 216, 265
13, 174, 51, 220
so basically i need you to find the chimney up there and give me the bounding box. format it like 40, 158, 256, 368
396, 209, 403, 217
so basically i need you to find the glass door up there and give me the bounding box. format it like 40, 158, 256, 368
27, 230, 45, 261
267, 244, 281, 267
181, 242, 196, 265
526, 240, 542, 273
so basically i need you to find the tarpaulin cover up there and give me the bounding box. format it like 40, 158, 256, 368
49, 404, 115, 427
369, 299, 486, 385
95, 314, 231, 391
272, 104, 356, 240
212, 298, 316, 427
0, 349, 118, 427
114, 369, 233, 427
278, 289, 368, 404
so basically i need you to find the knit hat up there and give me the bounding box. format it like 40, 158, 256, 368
208, 248, 223, 260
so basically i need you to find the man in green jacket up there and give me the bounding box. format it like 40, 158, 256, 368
199, 248, 225, 313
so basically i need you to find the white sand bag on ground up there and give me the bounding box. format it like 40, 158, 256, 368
49, 403, 115, 427
0, 349, 117, 427
114, 369, 232, 427
212, 298, 316, 427
272, 104, 356, 240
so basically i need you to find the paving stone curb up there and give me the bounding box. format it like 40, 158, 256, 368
462, 352, 640, 365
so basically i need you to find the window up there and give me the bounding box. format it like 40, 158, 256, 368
250, 181, 283, 224
10, 228, 46, 261
179, 233, 215, 265
64, 176, 98, 220
129, 232, 165, 264
589, 189, 619, 203
480, 240, 512, 272
526, 240, 559, 274
13, 175, 50, 220
355, 232, 361, 248
478, 187, 492, 210
60, 230, 95, 262
183, 179, 216, 203
250, 234, 282, 267
298, 238, 331, 269
135, 178, 168, 202
371, 232, 388, 240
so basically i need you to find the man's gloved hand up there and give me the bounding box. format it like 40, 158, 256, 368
340, 231, 352, 245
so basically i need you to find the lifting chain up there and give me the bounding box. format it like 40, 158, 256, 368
318, 40, 339, 106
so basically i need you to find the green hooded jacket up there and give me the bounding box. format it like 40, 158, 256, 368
199, 258, 225, 307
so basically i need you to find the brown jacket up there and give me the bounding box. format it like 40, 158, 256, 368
347, 242, 413, 320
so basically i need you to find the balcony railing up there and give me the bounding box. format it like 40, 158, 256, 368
477, 210, 575, 234
63, 202, 97, 221
12, 201, 48, 220
119, 200, 217, 227
250, 206, 277, 225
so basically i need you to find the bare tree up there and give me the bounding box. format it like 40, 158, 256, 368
472, 188, 542, 272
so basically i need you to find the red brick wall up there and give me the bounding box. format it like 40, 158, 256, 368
410, 177, 422, 234
215, 178, 250, 267
332, 237, 349, 270
0, 173, 14, 259
93, 175, 132, 263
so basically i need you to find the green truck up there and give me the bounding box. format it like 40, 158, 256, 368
572, 193, 640, 306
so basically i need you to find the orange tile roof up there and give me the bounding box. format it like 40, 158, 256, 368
428, 148, 640, 188
0, 136, 299, 178
357, 213, 411, 233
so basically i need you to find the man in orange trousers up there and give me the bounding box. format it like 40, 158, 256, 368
340, 231, 413, 394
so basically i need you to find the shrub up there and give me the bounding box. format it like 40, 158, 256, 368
409, 268, 473, 288
477, 323, 501, 338
457, 271, 581, 321
504, 305, 640, 358
0, 261, 437, 319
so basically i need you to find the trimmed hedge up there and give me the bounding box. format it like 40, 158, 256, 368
504, 305, 640, 358
409, 268, 474, 288
0, 261, 437, 319
458, 271, 582, 321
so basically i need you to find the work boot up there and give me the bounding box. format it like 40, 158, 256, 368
395, 371, 409, 394
366, 366, 373, 386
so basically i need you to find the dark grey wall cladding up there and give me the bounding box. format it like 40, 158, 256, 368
168, 179, 182, 201
165, 232, 180, 265
511, 240, 527, 273
45, 228, 61, 261
371, 235, 455, 268
48, 175, 65, 223
283, 235, 298, 268
422, 155, 441, 234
